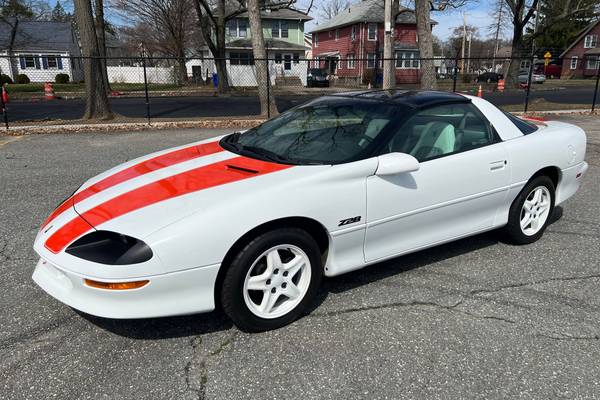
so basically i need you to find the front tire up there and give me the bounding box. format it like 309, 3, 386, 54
504, 175, 555, 244
221, 228, 323, 332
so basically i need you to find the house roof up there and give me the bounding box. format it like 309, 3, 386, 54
0, 19, 76, 52
226, 38, 308, 51
560, 19, 600, 58
310, 0, 435, 33
235, 8, 312, 21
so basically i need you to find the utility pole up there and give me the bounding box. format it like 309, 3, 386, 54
461, 12, 467, 75
383, 0, 397, 90
466, 32, 472, 74
492, 0, 503, 70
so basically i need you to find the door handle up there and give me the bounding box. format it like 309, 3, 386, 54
489, 160, 507, 171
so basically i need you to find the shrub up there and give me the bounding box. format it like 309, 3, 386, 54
16, 74, 30, 84
55, 73, 70, 84
0, 74, 13, 85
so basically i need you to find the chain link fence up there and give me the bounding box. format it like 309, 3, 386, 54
0, 54, 599, 129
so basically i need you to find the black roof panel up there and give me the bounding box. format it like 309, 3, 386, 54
330, 90, 469, 108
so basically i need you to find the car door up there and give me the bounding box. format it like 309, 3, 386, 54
364, 103, 510, 263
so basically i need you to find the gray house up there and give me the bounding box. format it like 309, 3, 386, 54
0, 19, 83, 83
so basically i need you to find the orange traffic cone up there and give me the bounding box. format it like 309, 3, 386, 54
477, 85, 483, 98
44, 82, 56, 100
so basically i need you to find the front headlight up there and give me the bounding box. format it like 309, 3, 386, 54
66, 231, 153, 265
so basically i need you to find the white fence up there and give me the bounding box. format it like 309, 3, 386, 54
185, 60, 307, 87
106, 66, 175, 84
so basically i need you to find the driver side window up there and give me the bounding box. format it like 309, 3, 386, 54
383, 103, 495, 162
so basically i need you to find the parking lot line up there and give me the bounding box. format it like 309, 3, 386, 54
0, 135, 23, 147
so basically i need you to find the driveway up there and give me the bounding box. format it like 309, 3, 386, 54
1, 117, 599, 399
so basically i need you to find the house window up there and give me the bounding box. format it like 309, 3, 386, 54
230, 52, 254, 65
226, 19, 247, 38
351, 25, 356, 41
335, 29, 339, 41
395, 51, 420, 69
347, 54, 355, 69
586, 56, 599, 70
570, 56, 578, 70
272, 20, 288, 38
238, 20, 247, 38
275, 53, 282, 64
368, 23, 377, 41
45, 55, 58, 69
293, 53, 299, 64
314, 33, 318, 47
519, 60, 530, 70
24, 56, 36, 68
367, 53, 376, 68
584, 34, 598, 49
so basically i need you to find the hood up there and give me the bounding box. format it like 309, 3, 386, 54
39, 139, 295, 255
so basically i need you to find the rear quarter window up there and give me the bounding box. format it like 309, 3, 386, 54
504, 112, 538, 135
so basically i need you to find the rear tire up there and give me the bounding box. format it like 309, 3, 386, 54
221, 228, 323, 332
504, 175, 555, 244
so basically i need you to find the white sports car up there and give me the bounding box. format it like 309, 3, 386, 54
33, 91, 588, 331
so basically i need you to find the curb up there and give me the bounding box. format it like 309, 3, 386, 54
1, 119, 266, 136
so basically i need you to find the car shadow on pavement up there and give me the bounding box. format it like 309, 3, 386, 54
82, 207, 563, 339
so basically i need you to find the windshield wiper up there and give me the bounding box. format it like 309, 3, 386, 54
241, 145, 293, 164
222, 132, 297, 164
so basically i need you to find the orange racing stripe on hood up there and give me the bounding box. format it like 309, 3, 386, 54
44, 156, 292, 254
41, 140, 223, 228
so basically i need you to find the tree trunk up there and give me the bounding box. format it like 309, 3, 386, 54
94, 0, 111, 92
415, 0, 437, 90
505, 19, 526, 88
247, 0, 277, 117
74, 0, 112, 120
382, 0, 396, 90
193, 0, 230, 92
176, 46, 188, 84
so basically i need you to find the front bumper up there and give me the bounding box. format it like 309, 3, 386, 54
32, 258, 221, 319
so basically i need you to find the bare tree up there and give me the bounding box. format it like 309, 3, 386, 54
114, 0, 193, 83
487, 0, 509, 60
73, 0, 112, 119
246, 0, 277, 116
503, 0, 597, 87
415, 0, 436, 89
192, 0, 297, 93
193, 0, 233, 92
318, 0, 351, 20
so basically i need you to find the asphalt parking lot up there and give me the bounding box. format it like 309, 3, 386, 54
1, 116, 599, 400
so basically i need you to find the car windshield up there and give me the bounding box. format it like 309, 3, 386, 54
309, 69, 326, 76
221, 97, 405, 165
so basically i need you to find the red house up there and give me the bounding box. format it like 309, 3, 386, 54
560, 19, 600, 79
310, 0, 435, 85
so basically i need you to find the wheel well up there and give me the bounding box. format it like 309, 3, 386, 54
213, 217, 330, 309
530, 166, 561, 189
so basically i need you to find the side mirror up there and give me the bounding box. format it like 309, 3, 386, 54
375, 152, 420, 176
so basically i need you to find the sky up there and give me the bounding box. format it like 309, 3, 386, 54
45, 0, 502, 41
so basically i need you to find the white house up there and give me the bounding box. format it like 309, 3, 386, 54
0, 19, 83, 83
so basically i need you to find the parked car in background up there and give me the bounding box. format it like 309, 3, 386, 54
307, 69, 329, 87
518, 70, 546, 84
535, 64, 562, 79
476, 72, 503, 83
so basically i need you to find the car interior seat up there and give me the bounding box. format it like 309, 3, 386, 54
409, 121, 456, 160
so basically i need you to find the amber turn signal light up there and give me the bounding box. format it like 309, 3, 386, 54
84, 279, 149, 290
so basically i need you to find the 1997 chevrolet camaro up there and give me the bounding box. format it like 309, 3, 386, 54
33, 91, 588, 331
